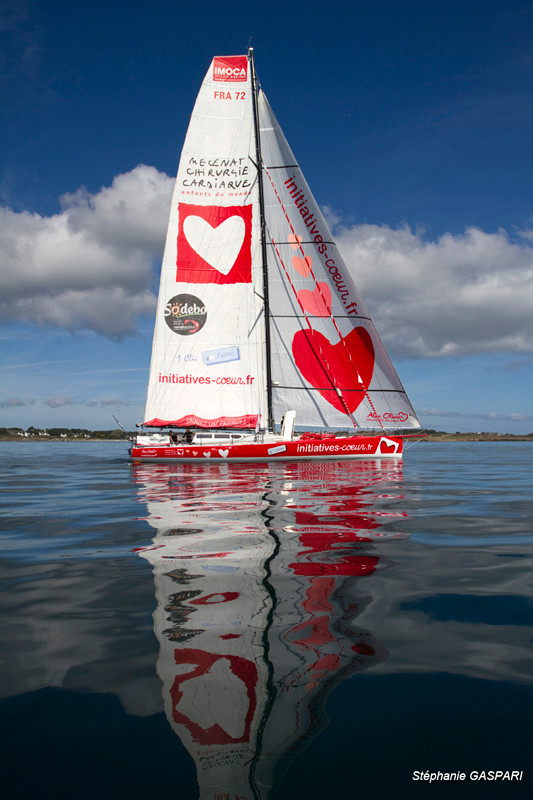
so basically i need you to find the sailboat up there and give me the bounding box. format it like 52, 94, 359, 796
131, 50, 422, 463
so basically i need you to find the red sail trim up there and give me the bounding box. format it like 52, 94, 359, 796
143, 414, 258, 429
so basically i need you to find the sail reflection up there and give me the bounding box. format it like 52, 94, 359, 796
133, 460, 408, 799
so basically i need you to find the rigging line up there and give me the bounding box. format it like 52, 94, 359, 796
404, 433, 428, 451
266, 225, 358, 429
263, 165, 386, 432
249, 48, 274, 432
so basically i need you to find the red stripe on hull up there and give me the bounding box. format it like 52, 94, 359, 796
130, 435, 404, 462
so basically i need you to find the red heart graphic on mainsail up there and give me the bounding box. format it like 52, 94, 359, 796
292, 327, 375, 414
297, 282, 332, 317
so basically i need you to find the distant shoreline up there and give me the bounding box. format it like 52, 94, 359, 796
421, 434, 532, 442
0, 437, 131, 442
1, 434, 531, 443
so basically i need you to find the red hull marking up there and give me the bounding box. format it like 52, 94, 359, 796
131, 436, 404, 461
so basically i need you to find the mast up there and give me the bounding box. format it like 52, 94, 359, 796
249, 47, 274, 433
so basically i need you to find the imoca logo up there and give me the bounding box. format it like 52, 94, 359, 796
213, 56, 247, 82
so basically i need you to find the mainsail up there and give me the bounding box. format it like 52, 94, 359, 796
143, 52, 421, 432
143, 54, 266, 429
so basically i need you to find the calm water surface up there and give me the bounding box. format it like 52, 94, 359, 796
1, 441, 532, 799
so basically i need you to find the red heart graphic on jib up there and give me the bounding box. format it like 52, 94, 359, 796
292, 327, 375, 414
292, 254, 312, 278
297, 282, 332, 317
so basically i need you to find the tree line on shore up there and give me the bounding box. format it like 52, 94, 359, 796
0, 427, 134, 440
1, 426, 531, 441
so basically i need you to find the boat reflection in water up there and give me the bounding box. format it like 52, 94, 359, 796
133, 460, 408, 800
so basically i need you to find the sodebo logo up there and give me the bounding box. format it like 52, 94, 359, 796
213, 56, 248, 82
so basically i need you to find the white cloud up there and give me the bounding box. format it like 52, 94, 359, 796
336, 223, 533, 358
0, 165, 173, 336
85, 398, 135, 408
0, 397, 27, 408
43, 396, 74, 408
2, 166, 532, 357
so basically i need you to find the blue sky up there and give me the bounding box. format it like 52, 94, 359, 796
1, 0, 532, 433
